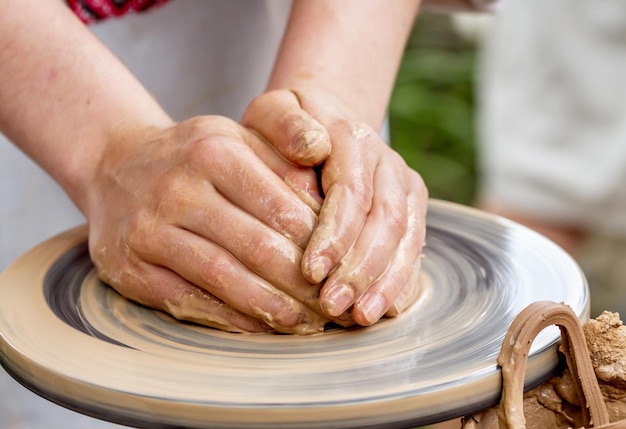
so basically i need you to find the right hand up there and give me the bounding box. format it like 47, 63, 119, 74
243, 89, 428, 327
84, 116, 330, 334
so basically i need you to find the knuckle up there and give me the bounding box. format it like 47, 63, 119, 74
185, 135, 223, 168
380, 198, 408, 236
344, 180, 374, 213
346, 120, 374, 144
176, 116, 215, 143
180, 117, 243, 160
179, 116, 219, 136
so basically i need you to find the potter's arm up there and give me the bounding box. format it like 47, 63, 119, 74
0, 0, 173, 213
243, 0, 429, 326
0, 0, 330, 334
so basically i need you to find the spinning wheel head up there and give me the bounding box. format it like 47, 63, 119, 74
0, 200, 588, 428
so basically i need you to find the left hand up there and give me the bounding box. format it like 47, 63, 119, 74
242, 88, 428, 326
85, 116, 331, 334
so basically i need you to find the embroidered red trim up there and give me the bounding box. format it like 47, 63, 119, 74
67, 0, 170, 24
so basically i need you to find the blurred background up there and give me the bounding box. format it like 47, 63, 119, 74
390, 11, 481, 206
397, 8, 626, 428
389, 13, 483, 429
392, 4, 626, 323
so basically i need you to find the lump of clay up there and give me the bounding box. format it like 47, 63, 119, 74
462, 311, 626, 429
585, 312, 626, 390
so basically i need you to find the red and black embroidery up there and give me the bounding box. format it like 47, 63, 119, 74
67, 0, 170, 24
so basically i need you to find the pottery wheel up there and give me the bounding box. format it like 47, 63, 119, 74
0, 200, 588, 429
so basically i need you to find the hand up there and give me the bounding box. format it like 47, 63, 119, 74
84, 115, 331, 334
243, 89, 429, 326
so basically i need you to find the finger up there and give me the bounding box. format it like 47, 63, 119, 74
352, 191, 428, 325
242, 90, 331, 167
135, 225, 329, 335
97, 262, 272, 333
301, 121, 379, 284
164, 189, 357, 327
162, 184, 324, 308
285, 175, 322, 215
244, 129, 322, 213
186, 130, 317, 249
385, 256, 425, 318
318, 154, 408, 318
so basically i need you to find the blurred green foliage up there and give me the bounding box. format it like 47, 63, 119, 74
389, 13, 479, 205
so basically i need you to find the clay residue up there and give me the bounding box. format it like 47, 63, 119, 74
295, 129, 330, 164
248, 298, 328, 336
351, 122, 371, 141
163, 291, 269, 334
285, 176, 322, 214
462, 311, 626, 428
462, 382, 575, 429
584, 312, 626, 390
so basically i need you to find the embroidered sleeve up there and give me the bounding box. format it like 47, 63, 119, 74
67, 0, 171, 24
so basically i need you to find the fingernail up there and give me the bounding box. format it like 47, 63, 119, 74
307, 256, 332, 283
323, 284, 355, 317
295, 130, 330, 163
298, 129, 322, 146
360, 294, 387, 326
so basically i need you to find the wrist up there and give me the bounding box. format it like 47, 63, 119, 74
267, 0, 420, 131
73, 117, 175, 220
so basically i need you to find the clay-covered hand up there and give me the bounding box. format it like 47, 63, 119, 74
243, 89, 428, 327
84, 115, 330, 334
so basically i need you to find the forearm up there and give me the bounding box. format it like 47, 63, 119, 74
244, 0, 429, 327
0, 0, 173, 215
267, 0, 421, 131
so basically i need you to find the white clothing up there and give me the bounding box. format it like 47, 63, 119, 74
0, 1, 290, 427
0, 0, 291, 272
477, 0, 626, 235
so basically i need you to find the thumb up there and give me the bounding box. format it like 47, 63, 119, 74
242, 89, 331, 167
